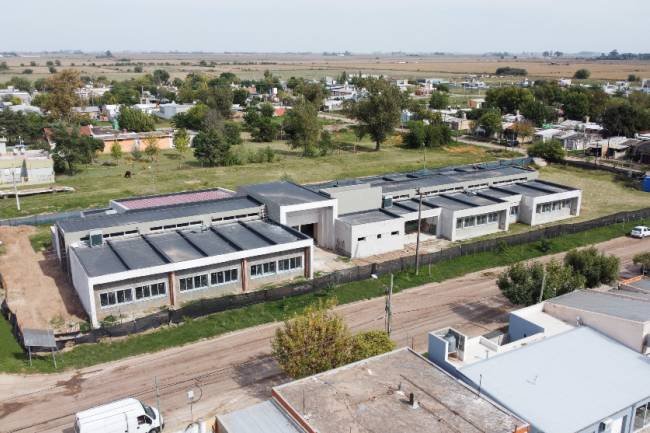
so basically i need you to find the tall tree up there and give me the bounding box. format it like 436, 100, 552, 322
173, 128, 190, 167
477, 109, 502, 138
117, 106, 156, 132
349, 78, 402, 150
42, 69, 82, 122
429, 91, 450, 109
283, 99, 322, 156
192, 129, 234, 166
51, 124, 104, 174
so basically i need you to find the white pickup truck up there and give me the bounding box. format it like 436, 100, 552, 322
630, 226, 650, 239
74, 398, 163, 433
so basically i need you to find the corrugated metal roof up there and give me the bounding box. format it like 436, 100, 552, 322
218, 401, 303, 433
460, 327, 650, 433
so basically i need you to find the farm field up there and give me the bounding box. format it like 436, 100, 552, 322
1, 53, 649, 82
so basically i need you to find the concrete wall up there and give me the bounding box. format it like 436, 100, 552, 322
544, 302, 646, 353
524, 190, 582, 226
70, 249, 96, 326
175, 260, 242, 304
343, 219, 405, 258
508, 308, 545, 341
321, 184, 382, 214
94, 273, 170, 322
449, 204, 510, 242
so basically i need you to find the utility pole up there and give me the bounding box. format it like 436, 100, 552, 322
538, 267, 547, 304
415, 189, 423, 275
385, 273, 393, 336
154, 376, 161, 427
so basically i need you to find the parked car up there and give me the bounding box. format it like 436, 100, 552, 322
630, 226, 650, 238
74, 398, 163, 433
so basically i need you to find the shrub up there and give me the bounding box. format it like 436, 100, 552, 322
351, 330, 395, 361
564, 247, 620, 287
528, 139, 566, 163
632, 252, 650, 274
495, 67, 528, 76
574, 69, 591, 80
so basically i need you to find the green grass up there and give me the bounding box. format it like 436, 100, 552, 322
3, 216, 647, 374
0, 136, 498, 219
28, 225, 53, 252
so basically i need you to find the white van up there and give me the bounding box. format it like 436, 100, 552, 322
74, 398, 163, 433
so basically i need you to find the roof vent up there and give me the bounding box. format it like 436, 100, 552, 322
89, 230, 104, 247
382, 196, 393, 209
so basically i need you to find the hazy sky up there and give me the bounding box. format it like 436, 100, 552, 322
4, 0, 649, 53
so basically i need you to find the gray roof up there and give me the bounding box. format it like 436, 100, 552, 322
460, 327, 650, 433
337, 209, 400, 225
305, 163, 532, 193
476, 187, 521, 200
57, 196, 262, 233
274, 348, 525, 433
72, 220, 308, 278
425, 192, 503, 211
548, 290, 650, 323
218, 401, 303, 433
389, 198, 439, 214
241, 181, 330, 206
496, 180, 575, 198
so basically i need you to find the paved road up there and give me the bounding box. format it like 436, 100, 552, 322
1, 236, 648, 433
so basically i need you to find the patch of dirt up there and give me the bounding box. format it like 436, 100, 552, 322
0, 226, 86, 332
55, 371, 87, 396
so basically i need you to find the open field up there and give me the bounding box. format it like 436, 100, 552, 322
2, 53, 650, 82
0, 137, 513, 219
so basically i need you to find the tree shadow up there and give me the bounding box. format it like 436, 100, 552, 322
448, 296, 512, 326
231, 354, 288, 401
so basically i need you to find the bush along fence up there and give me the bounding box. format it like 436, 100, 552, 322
3, 206, 650, 348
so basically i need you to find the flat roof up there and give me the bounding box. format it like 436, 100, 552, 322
460, 327, 650, 433
476, 187, 521, 200
425, 192, 503, 211
337, 208, 400, 225
242, 181, 330, 206
113, 188, 234, 210
496, 180, 575, 198
274, 348, 526, 433
58, 196, 262, 233
547, 290, 650, 323
218, 401, 303, 433
72, 220, 308, 278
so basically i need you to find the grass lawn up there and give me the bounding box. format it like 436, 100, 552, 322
2, 216, 647, 374
0, 134, 505, 219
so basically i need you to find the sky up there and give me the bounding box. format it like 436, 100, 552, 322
3, 0, 649, 53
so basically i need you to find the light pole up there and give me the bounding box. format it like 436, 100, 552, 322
372, 273, 393, 336
415, 188, 423, 275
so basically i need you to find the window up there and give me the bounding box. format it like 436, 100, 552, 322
635, 402, 650, 430
279, 256, 303, 272
251, 261, 277, 278
377, 234, 382, 239
180, 275, 207, 291
464, 216, 475, 227
150, 226, 162, 231
476, 215, 487, 225
391, 231, 399, 236
456, 219, 463, 229
358, 237, 366, 242
510, 206, 519, 216
135, 283, 166, 300
100, 289, 132, 308
211, 268, 238, 285
488, 213, 499, 223
137, 415, 152, 425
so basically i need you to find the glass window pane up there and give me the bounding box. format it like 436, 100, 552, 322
218, 272, 224, 284
232, 269, 238, 281
143, 286, 150, 298
124, 289, 133, 302
211, 273, 217, 285
100, 293, 108, 306
136, 287, 143, 299
201, 275, 208, 287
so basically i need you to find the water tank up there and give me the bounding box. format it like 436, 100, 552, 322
642, 175, 650, 193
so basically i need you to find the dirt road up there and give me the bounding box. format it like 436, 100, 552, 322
1, 235, 648, 433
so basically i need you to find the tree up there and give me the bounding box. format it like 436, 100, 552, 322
633, 252, 650, 275
404, 121, 426, 149
498, 259, 585, 306
48, 66, 57, 74
520, 100, 554, 126
51, 124, 104, 174
477, 109, 502, 138
485, 87, 533, 114
573, 69, 591, 79
350, 330, 396, 360
349, 79, 402, 150
295, 82, 327, 106
562, 89, 591, 120
143, 137, 160, 162
528, 139, 566, 162
564, 247, 620, 288
495, 66, 528, 76
628, 74, 639, 82
223, 122, 242, 146
602, 101, 647, 137
192, 129, 236, 167
134, 65, 143, 73
117, 106, 156, 132
7, 76, 32, 91
272, 300, 353, 379
173, 128, 190, 166
245, 103, 279, 142
0, 110, 47, 145
233, 88, 249, 106
110, 142, 123, 165
152, 69, 170, 85
283, 99, 323, 156
42, 69, 82, 122
172, 103, 209, 130
429, 91, 449, 109
511, 121, 535, 143
207, 85, 233, 118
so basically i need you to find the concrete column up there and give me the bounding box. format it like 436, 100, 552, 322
168, 271, 179, 308
304, 246, 312, 279
241, 258, 248, 292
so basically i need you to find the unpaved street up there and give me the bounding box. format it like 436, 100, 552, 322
0, 235, 648, 433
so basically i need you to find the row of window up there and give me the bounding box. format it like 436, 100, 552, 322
358, 231, 400, 242
536, 199, 572, 214
150, 221, 202, 232
179, 268, 239, 292
635, 401, 650, 430
212, 213, 259, 222
99, 282, 167, 308
456, 212, 499, 229
251, 256, 303, 278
